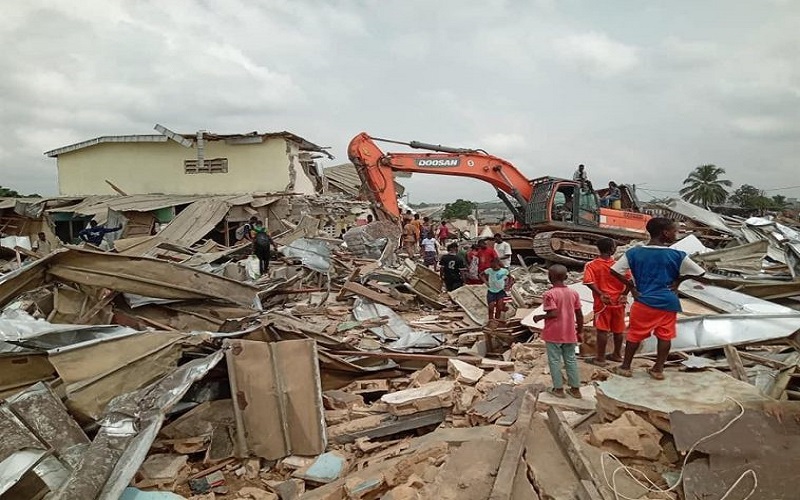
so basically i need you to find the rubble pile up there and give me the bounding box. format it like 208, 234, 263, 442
1, 195, 800, 499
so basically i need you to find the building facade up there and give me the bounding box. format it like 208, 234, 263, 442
46, 128, 330, 196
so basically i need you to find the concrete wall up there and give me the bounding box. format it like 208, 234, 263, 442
56, 138, 317, 196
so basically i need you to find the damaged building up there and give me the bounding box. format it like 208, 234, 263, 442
45, 125, 331, 196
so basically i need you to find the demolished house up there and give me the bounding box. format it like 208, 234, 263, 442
1, 189, 800, 499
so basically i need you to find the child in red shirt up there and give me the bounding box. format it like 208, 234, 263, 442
534, 264, 584, 399
583, 238, 629, 366
476, 238, 498, 275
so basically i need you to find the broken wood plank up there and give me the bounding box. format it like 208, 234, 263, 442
738, 351, 790, 370
341, 281, 401, 307
327, 409, 447, 444
489, 391, 538, 500
723, 345, 749, 383
547, 406, 613, 500
329, 350, 483, 365
336, 268, 360, 302
75, 291, 118, 324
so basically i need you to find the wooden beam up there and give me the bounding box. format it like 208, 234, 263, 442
328, 409, 447, 444
489, 390, 539, 500
547, 406, 611, 500
738, 351, 791, 370
341, 281, 401, 308
723, 345, 749, 382
104, 179, 128, 196
75, 291, 118, 324
329, 350, 483, 365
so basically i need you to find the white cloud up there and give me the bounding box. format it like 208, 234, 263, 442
553, 32, 639, 78
479, 133, 528, 156
1, 1, 799, 202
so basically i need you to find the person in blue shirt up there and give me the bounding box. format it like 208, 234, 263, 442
78, 220, 122, 246
482, 257, 515, 324
610, 217, 707, 380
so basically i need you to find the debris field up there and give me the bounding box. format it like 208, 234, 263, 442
2, 193, 800, 500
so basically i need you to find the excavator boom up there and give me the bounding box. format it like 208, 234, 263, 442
348, 132, 533, 221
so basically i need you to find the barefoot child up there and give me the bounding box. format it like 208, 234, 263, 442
482, 258, 514, 323
610, 217, 706, 380
534, 265, 584, 399
583, 238, 629, 366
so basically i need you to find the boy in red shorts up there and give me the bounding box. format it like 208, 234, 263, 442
583, 238, 628, 366
610, 218, 706, 380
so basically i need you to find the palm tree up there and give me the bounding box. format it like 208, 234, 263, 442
679, 165, 732, 207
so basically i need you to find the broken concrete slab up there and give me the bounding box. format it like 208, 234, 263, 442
408, 363, 440, 387
135, 453, 188, 488
588, 411, 663, 460
421, 440, 506, 499
537, 385, 597, 412
381, 380, 455, 416
596, 370, 771, 432
447, 359, 484, 385
671, 403, 800, 500
322, 390, 364, 410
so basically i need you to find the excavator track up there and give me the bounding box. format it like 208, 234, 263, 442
532, 231, 608, 267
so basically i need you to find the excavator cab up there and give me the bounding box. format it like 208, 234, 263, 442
525, 177, 600, 228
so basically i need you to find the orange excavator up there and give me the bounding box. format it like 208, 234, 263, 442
348, 132, 651, 266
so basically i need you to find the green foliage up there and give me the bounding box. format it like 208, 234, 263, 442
0, 186, 39, 198
0, 186, 21, 197
679, 165, 732, 207
442, 199, 476, 220
729, 184, 767, 209
771, 195, 788, 210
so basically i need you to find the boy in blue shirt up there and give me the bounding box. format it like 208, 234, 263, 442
482, 257, 515, 324
610, 217, 706, 380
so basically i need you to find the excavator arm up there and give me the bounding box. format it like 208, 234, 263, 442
348, 132, 534, 222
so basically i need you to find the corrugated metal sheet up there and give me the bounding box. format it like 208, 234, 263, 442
324, 163, 405, 197
156, 198, 231, 247
47, 195, 201, 216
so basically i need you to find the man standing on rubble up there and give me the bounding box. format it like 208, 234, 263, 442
252, 220, 279, 276
610, 217, 706, 380
78, 220, 122, 247
493, 233, 512, 268
440, 242, 466, 291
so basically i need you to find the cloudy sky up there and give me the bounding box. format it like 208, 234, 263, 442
2, 0, 798, 203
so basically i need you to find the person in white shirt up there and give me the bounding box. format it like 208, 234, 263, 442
421, 236, 439, 269
493, 233, 512, 268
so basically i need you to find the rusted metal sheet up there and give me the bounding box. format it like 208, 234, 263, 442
225, 339, 326, 460
0, 248, 259, 308
48, 350, 224, 500
48, 332, 187, 421
6, 382, 90, 470
45, 248, 258, 307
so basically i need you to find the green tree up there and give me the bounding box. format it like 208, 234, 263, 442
442, 199, 476, 220
729, 184, 764, 208
0, 186, 39, 197
771, 195, 788, 210
0, 186, 21, 197
679, 164, 732, 207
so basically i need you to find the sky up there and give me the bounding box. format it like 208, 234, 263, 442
2, 0, 798, 203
